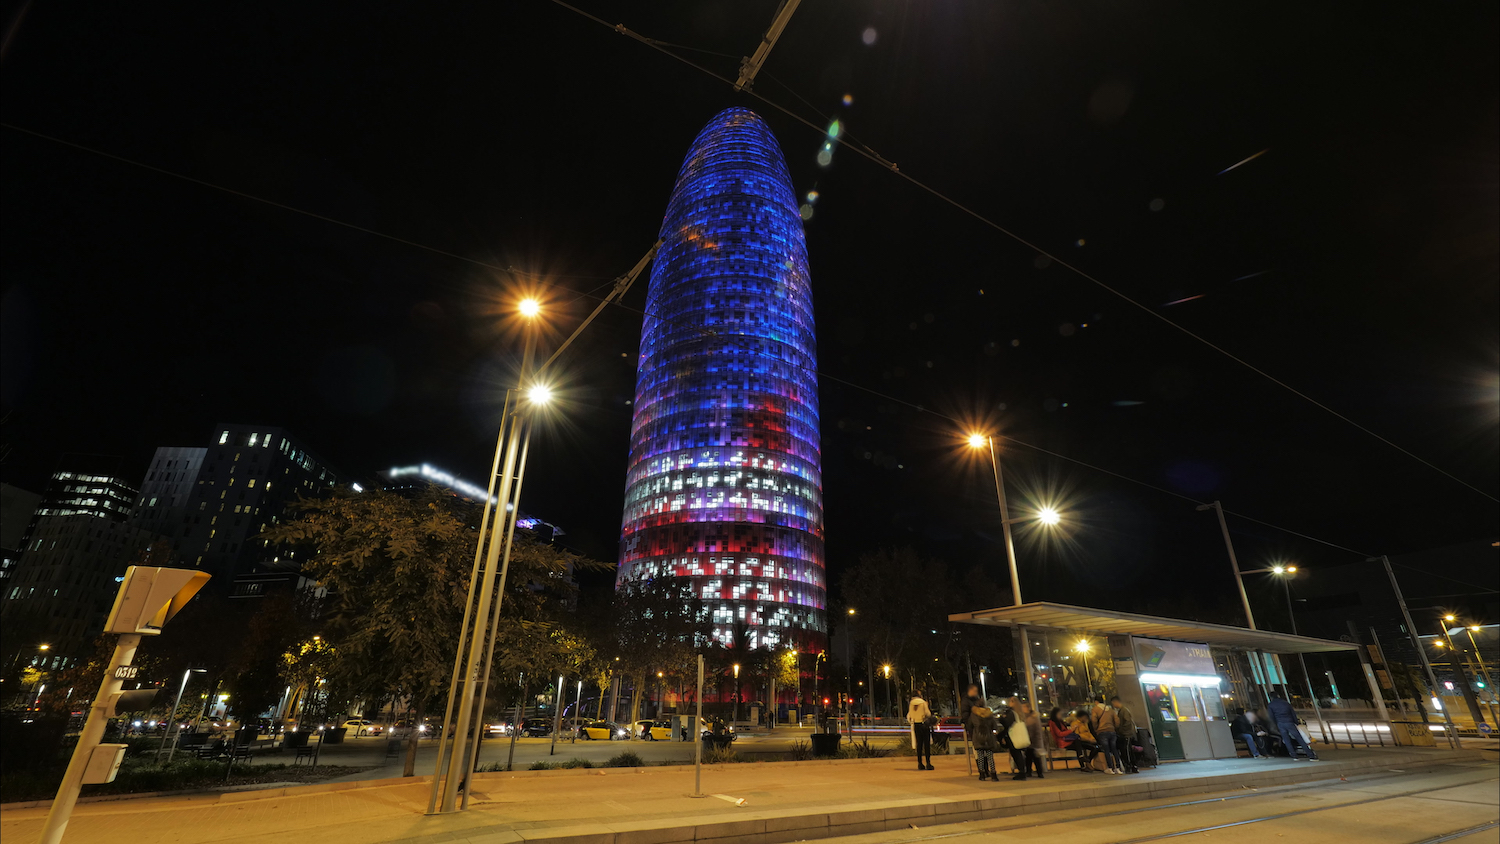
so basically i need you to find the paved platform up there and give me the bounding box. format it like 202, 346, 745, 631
0, 746, 1481, 844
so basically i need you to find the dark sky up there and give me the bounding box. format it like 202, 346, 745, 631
3, 2, 1496, 620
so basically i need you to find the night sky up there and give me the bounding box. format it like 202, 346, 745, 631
3, 2, 1496, 620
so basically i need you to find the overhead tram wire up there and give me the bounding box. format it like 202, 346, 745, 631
0, 121, 1429, 567
543, 0, 1499, 506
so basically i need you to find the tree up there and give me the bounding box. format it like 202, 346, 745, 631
260, 484, 603, 776
260, 485, 476, 775
609, 576, 711, 724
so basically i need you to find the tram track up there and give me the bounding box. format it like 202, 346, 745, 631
881, 765, 1498, 844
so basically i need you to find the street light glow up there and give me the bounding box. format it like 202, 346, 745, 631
1074, 640, 1091, 653
1272, 565, 1286, 575
1037, 507, 1061, 526
518, 298, 541, 318
967, 433, 987, 449
527, 384, 553, 405
1444, 614, 1457, 622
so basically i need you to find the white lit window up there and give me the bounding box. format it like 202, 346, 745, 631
249, 433, 259, 446
218, 432, 229, 444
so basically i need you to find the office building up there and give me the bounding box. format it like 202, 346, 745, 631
617, 108, 826, 651
1, 483, 43, 583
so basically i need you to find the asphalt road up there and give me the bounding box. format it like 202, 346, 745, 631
814, 759, 1500, 844
246, 726, 915, 777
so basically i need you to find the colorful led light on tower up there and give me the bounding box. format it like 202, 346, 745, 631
618, 108, 825, 651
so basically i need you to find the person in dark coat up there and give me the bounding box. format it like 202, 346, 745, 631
1230, 708, 1267, 757
1267, 692, 1318, 760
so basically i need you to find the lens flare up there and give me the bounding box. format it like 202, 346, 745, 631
1037, 507, 1061, 526
527, 384, 553, 405
967, 433, 987, 449
518, 299, 541, 318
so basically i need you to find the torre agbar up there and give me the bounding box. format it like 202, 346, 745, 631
618, 108, 826, 651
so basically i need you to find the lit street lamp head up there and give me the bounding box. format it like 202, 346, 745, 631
518, 298, 541, 318
1272, 565, 1286, 574
1037, 507, 1061, 526
967, 433, 987, 449
527, 384, 553, 405
1073, 640, 1090, 653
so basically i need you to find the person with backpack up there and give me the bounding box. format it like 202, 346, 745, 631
907, 689, 935, 771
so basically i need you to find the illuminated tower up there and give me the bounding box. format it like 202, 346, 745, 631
618, 108, 824, 651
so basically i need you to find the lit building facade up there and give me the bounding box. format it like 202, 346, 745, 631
618, 108, 825, 651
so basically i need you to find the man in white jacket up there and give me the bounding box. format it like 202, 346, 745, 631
907, 691, 935, 771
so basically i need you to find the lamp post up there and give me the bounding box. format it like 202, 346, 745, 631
732, 664, 740, 729
1240, 564, 1330, 742
1436, 615, 1488, 727
966, 433, 1061, 714
1371, 555, 1460, 749
882, 664, 892, 720
158, 667, 206, 763
843, 608, 855, 738
429, 241, 662, 815
1460, 624, 1498, 724
1074, 640, 1094, 700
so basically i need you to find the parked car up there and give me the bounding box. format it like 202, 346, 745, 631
520, 718, 553, 737
633, 719, 675, 740
486, 722, 512, 736
341, 719, 383, 737
578, 720, 629, 740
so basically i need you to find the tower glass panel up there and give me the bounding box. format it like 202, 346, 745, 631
619, 108, 825, 651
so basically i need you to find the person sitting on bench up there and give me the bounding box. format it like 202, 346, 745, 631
1230, 708, 1267, 757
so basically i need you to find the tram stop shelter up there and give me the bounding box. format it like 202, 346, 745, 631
949, 602, 1397, 762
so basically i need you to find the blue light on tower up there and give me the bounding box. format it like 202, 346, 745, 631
618, 108, 825, 651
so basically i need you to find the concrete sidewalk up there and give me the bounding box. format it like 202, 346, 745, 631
0, 746, 1481, 844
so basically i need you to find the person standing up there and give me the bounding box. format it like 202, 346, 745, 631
907, 690, 934, 771
1110, 696, 1140, 773
1094, 697, 1123, 774
969, 697, 1001, 781
1267, 692, 1318, 760
962, 685, 987, 779
1020, 701, 1046, 779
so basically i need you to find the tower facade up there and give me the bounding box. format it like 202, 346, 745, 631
618, 108, 825, 651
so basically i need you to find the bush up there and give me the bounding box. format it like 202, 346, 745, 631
559, 758, 593, 769
787, 740, 814, 761
837, 739, 888, 759
703, 746, 738, 764
527, 761, 553, 771
604, 751, 644, 768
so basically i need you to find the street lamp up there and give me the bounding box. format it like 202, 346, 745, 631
1074, 640, 1094, 699
967, 432, 1061, 714
1238, 564, 1330, 740
732, 664, 740, 729
842, 609, 857, 737
158, 667, 206, 763
1435, 616, 1490, 727
882, 664, 892, 719
430, 243, 661, 815
1459, 623, 1498, 724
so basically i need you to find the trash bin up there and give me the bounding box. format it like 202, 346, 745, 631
323, 727, 348, 745
810, 733, 841, 757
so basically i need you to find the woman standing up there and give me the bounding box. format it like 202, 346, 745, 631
907, 690, 934, 771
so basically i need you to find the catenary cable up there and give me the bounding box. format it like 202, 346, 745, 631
0, 126, 1442, 566
543, 0, 1498, 505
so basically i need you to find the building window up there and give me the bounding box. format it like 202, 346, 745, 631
219, 431, 229, 444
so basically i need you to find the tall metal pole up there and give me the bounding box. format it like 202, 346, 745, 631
427, 393, 513, 814
1281, 576, 1330, 743
691, 654, 705, 798
550, 676, 564, 756
461, 422, 533, 808
1462, 626, 1499, 725
987, 437, 1037, 713
440, 402, 525, 812
1199, 501, 1274, 707
157, 668, 195, 763
1375, 555, 1459, 749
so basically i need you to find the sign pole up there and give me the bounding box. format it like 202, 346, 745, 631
37, 634, 141, 844
691, 654, 705, 798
